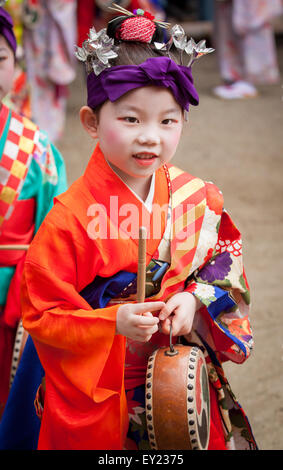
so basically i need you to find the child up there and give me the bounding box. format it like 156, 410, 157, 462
21, 7, 257, 450
0, 4, 67, 416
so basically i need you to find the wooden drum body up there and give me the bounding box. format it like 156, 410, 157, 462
145, 343, 210, 450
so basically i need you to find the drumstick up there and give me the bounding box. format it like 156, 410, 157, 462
0, 244, 30, 250
137, 226, 147, 303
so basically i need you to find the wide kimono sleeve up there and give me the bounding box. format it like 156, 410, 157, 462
21, 201, 127, 449
184, 182, 253, 365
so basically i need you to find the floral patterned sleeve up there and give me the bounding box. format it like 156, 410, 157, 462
184, 182, 253, 365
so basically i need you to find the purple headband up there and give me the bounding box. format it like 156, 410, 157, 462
87, 57, 199, 111
0, 7, 17, 53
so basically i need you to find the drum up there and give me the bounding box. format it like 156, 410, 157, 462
145, 341, 210, 450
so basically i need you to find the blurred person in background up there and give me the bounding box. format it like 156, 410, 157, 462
4, 0, 77, 142
164, 0, 196, 21
213, 0, 282, 99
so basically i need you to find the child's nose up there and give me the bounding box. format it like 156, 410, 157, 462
137, 129, 161, 145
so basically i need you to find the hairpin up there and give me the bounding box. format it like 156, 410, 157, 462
0, 0, 8, 6
108, 3, 170, 30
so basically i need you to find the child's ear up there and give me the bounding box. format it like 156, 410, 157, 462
79, 106, 99, 139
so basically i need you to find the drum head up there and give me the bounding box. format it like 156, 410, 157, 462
145, 344, 210, 450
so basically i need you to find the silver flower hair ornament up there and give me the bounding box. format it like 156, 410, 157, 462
0, 0, 8, 6
75, 27, 119, 75
154, 24, 215, 67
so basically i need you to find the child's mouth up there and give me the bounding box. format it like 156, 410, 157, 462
132, 153, 158, 166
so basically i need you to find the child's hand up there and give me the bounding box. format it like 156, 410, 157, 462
158, 292, 201, 337
116, 301, 165, 342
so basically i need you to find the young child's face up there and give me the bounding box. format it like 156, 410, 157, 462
95, 85, 184, 188
0, 35, 15, 103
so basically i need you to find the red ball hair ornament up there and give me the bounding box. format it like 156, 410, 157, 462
117, 15, 156, 43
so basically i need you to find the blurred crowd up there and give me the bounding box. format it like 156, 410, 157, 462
5, 0, 283, 142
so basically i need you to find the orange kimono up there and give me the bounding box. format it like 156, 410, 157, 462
22, 143, 256, 450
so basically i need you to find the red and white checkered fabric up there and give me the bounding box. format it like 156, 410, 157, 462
0, 106, 39, 229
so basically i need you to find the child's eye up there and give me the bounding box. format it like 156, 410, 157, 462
162, 119, 175, 125
122, 117, 139, 123
0, 56, 7, 62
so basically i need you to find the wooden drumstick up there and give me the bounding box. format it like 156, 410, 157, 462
0, 244, 30, 250
137, 226, 147, 303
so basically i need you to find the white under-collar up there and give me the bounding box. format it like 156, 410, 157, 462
136, 172, 155, 213
106, 159, 156, 213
